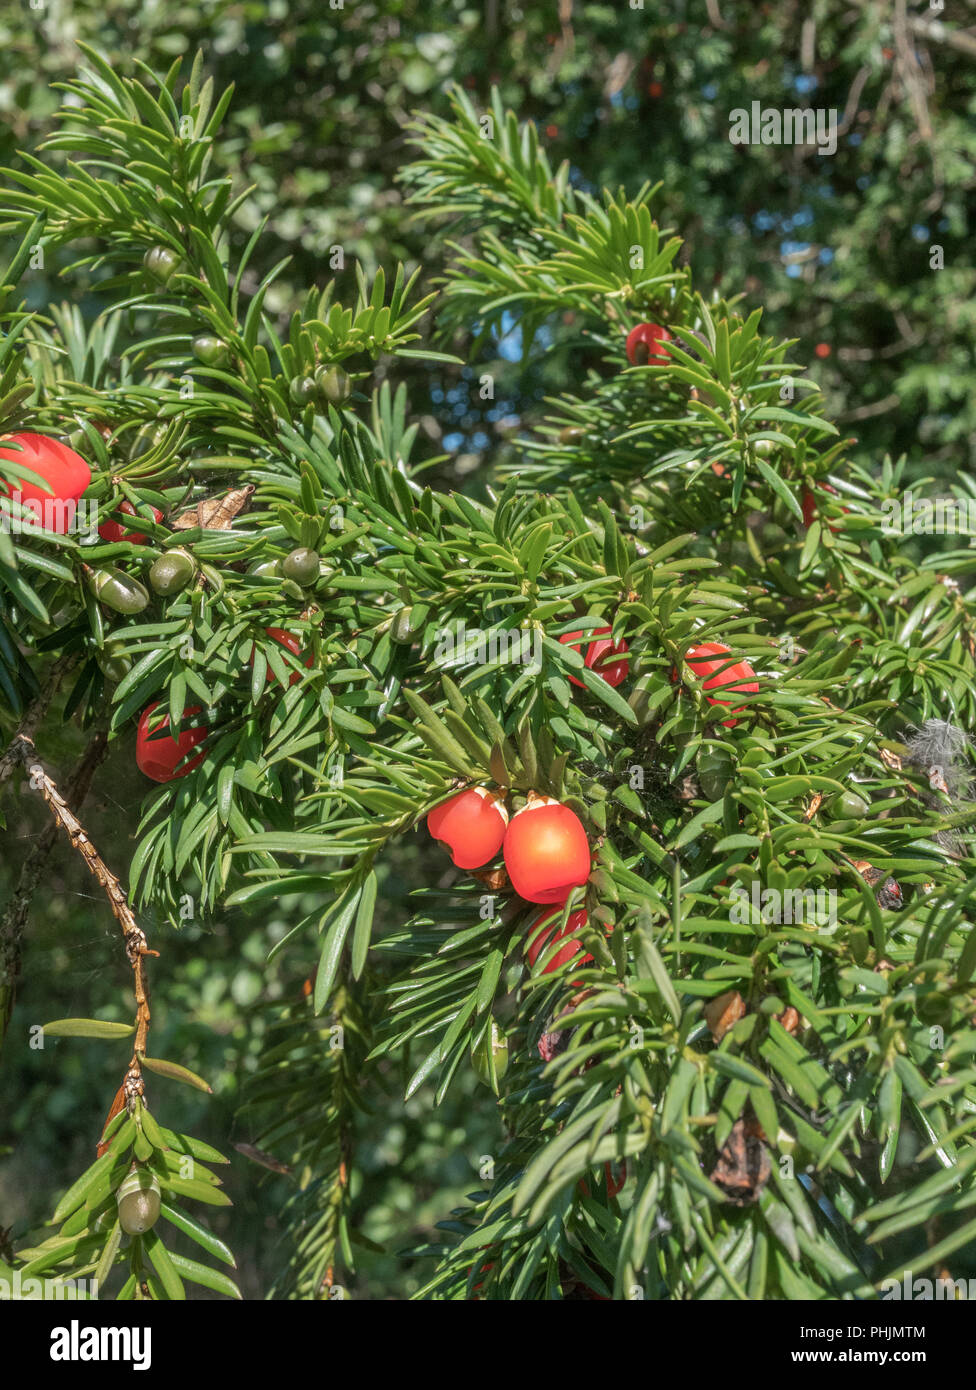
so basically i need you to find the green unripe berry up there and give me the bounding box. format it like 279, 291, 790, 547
753, 439, 776, 458
143, 246, 181, 285
192, 334, 230, 367
559, 426, 585, 445
149, 549, 196, 596
96, 645, 131, 684
249, 559, 281, 579
827, 789, 870, 820
315, 365, 351, 406
916, 993, 952, 1026
88, 567, 150, 615
116, 1167, 161, 1235
281, 547, 320, 585
390, 606, 421, 645
289, 375, 317, 407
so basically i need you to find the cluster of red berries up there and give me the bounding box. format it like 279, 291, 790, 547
0, 429, 166, 545
427, 636, 757, 976
0, 433, 313, 785
428, 787, 596, 973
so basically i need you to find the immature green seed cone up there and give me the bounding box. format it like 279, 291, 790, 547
916, 994, 953, 1026
192, 334, 230, 367
116, 1166, 161, 1235
281, 547, 320, 585
88, 567, 150, 615
96, 645, 131, 684
149, 549, 196, 596
289, 375, 317, 406
390, 606, 419, 645
143, 245, 181, 285
249, 559, 281, 579
315, 365, 351, 406
826, 789, 870, 820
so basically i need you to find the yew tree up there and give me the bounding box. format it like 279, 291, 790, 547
1, 55, 976, 1301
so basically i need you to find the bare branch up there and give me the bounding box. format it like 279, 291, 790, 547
0, 734, 157, 1070
0, 727, 109, 1053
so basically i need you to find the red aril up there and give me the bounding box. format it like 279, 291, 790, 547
626, 322, 672, 366
136, 703, 207, 782
682, 642, 758, 728
526, 907, 591, 972
802, 481, 846, 533
559, 627, 629, 688
0, 432, 91, 532
251, 628, 314, 687
503, 796, 590, 904
427, 787, 509, 870
98, 499, 163, 545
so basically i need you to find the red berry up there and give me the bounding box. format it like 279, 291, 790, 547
136, 703, 207, 782
801, 482, 844, 533
250, 628, 314, 687
470, 1249, 495, 1298
682, 642, 758, 728
98, 499, 163, 545
626, 322, 672, 367
801, 487, 818, 529
814, 342, 831, 359
427, 787, 509, 870
0, 432, 91, 532
648, 82, 663, 98
559, 626, 629, 688
503, 796, 591, 904
527, 907, 591, 973
605, 1160, 627, 1197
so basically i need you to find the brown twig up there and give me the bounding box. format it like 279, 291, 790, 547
0, 733, 157, 1088
0, 726, 109, 1056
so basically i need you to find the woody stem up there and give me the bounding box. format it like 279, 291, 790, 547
0, 733, 156, 1071
0, 723, 108, 1059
